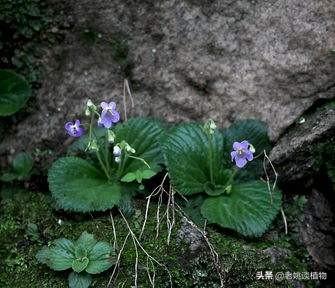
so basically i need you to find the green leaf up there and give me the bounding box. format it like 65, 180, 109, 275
48, 157, 121, 212
163, 123, 228, 196
68, 272, 92, 288
36, 238, 76, 271
72, 257, 89, 273
114, 118, 164, 175
141, 169, 157, 179
120, 172, 136, 182
86, 241, 115, 274
201, 181, 281, 237
12, 152, 33, 179
76, 232, 97, 254
0, 70, 31, 116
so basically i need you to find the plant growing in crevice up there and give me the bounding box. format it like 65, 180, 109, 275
48, 100, 164, 212
36, 231, 116, 288
163, 119, 282, 237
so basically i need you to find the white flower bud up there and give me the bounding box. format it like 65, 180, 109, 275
249, 144, 256, 154
114, 156, 121, 163
113, 145, 122, 157
107, 130, 115, 143
85, 99, 97, 116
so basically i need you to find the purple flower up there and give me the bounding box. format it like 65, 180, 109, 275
98, 101, 120, 128
231, 140, 254, 168
64, 120, 84, 137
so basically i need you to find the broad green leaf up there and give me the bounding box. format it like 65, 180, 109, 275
141, 169, 156, 179
76, 232, 97, 254
0, 70, 31, 116
68, 272, 92, 288
201, 181, 281, 237
163, 123, 229, 196
121, 172, 136, 182
86, 241, 115, 274
48, 157, 121, 212
114, 118, 164, 175
72, 257, 89, 273
12, 152, 33, 179
36, 238, 75, 271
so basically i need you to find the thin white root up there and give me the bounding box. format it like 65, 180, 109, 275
110, 212, 118, 250
119, 210, 173, 288
263, 150, 287, 234
173, 200, 225, 287
107, 232, 130, 287
122, 79, 135, 122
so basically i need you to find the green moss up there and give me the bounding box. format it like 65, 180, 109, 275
0, 190, 314, 287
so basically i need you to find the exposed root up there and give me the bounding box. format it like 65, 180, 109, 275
173, 200, 225, 287
110, 212, 118, 250
122, 78, 134, 122
263, 150, 288, 235
119, 210, 173, 288
107, 232, 130, 287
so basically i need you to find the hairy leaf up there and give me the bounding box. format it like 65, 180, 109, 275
48, 157, 121, 212
68, 272, 92, 288
201, 181, 281, 237
86, 241, 115, 274
163, 123, 229, 196
114, 118, 164, 175
36, 238, 75, 271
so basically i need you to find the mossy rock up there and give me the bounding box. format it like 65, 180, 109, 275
0, 190, 314, 287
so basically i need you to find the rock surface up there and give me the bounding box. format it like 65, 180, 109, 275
270, 102, 335, 182
1, 0, 335, 154
300, 189, 335, 270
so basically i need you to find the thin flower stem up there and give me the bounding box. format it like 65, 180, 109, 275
105, 130, 111, 177
128, 155, 151, 169
117, 154, 129, 178
207, 133, 214, 184
96, 150, 110, 180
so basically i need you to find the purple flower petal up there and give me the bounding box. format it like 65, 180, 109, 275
233, 142, 242, 151
110, 111, 120, 123
245, 150, 253, 161
64, 120, 84, 137
240, 140, 250, 150
64, 122, 73, 131
231, 151, 237, 162
235, 157, 247, 168
101, 102, 109, 110
108, 102, 116, 110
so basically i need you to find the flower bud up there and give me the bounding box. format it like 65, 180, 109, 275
114, 156, 121, 163
113, 145, 122, 157
204, 119, 217, 135
249, 144, 256, 154
85, 99, 97, 116
87, 139, 99, 151
107, 130, 115, 143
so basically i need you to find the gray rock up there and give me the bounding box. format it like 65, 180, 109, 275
270, 102, 335, 182
1, 0, 335, 154
300, 189, 335, 269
